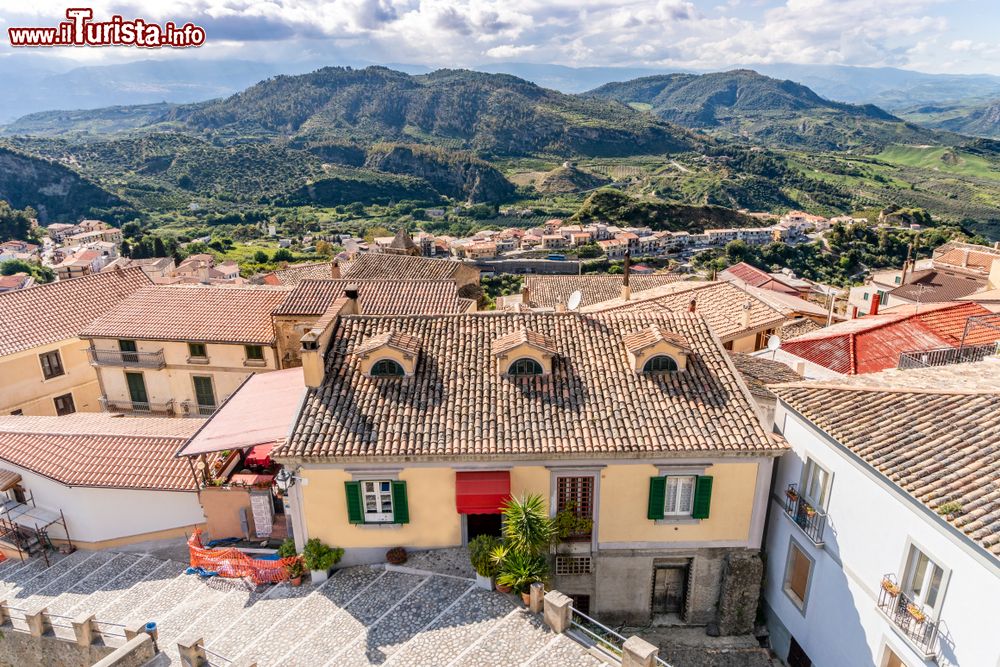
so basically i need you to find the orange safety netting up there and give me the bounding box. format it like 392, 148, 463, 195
187, 529, 299, 585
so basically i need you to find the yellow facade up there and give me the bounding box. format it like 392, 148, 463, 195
297, 460, 762, 550
0, 338, 103, 416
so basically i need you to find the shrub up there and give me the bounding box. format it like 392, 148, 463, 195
285, 557, 305, 579
386, 547, 408, 565
302, 538, 344, 572
277, 538, 297, 558
495, 550, 548, 595
468, 535, 502, 578
501, 494, 554, 557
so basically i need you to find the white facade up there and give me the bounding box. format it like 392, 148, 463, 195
764, 403, 1000, 667
3, 463, 204, 545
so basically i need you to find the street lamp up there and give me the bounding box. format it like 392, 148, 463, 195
274, 467, 295, 493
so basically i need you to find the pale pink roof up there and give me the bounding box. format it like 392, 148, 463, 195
178, 368, 305, 457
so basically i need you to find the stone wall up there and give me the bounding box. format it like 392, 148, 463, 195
0, 624, 115, 667
715, 552, 763, 636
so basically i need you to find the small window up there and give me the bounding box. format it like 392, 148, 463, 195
863, 293, 869, 301
784, 540, 813, 610
53, 393, 75, 416
39, 351, 64, 380
244, 345, 265, 361
801, 459, 831, 509
643, 355, 678, 373
894, 276, 901, 285
188, 343, 207, 359
371, 359, 405, 377
362, 480, 394, 523
903, 545, 945, 613
10, 410, 23, 416
882, 647, 906, 667
664, 475, 696, 515
118, 339, 138, 363
508, 358, 543, 376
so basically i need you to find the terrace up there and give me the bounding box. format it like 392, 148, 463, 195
87, 347, 166, 369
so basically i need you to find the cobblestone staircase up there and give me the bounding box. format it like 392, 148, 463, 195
0, 552, 602, 666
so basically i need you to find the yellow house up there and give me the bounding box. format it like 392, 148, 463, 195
274, 309, 785, 627
79, 284, 291, 417
0, 267, 150, 416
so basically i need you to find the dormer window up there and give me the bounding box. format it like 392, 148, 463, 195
354, 331, 421, 377
509, 358, 544, 376
492, 327, 558, 377
643, 355, 678, 373
623, 325, 691, 374
371, 359, 405, 377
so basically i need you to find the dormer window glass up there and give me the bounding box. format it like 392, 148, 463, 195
509, 358, 544, 376
643, 355, 678, 373
371, 359, 405, 377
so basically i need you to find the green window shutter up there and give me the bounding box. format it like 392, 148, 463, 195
647, 477, 666, 520
692, 476, 714, 519
345, 481, 364, 524
391, 481, 409, 524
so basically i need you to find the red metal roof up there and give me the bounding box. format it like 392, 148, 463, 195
782, 302, 997, 374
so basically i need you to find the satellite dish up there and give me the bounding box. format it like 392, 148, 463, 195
767, 334, 782, 351
567, 290, 583, 312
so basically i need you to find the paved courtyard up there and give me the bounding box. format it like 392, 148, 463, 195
0, 550, 603, 666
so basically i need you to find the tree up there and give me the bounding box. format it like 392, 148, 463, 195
252, 250, 269, 263
0, 201, 34, 243
272, 248, 294, 262
577, 243, 602, 259
120, 239, 132, 258
1, 259, 53, 284
153, 237, 167, 257
315, 240, 333, 257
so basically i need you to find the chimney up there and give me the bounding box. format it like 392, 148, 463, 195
869, 292, 880, 316
962, 249, 970, 268
795, 362, 806, 375
198, 265, 210, 284
331, 261, 342, 279
621, 250, 631, 301
343, 284, 360, 315
521, 285, 530, 306
688, 298, 697, 313
742, 299, 752, 329
851, 305, 859, 319
900, 243, 912, 285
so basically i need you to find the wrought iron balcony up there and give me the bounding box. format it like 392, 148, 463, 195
88, 347, 166, 369
898, 341, 999, 370
181, 401, 217, 417
782, 484, 827, 546
877, 575, 940, 659
100, 397, 174, 416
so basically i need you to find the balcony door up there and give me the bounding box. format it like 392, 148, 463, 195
124, 372, 149, 410
193, 376, 216, 410
118, 339, 139, 363
556, 475, 594, 542
903, 545, 944, 614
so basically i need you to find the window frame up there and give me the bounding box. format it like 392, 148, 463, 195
39, 350, 65, 380
53, 393, 76, 416
361, 479, 395, 523
187, 342, 208, 360
901, 543, 947, 616
508, 357, 544, 376
192, 375, 217, 408
370, 359, 405, 377
643, 355, 678, 374
800, 458, 832, 510
663, 475, 697, 516
783, 538, 814, 613
244, 344, 265, 361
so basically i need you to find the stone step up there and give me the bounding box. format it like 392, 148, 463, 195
526, 634, 604, 667
64, 555, 165, 619
46, 553, 142, 616
334, 575, 474, 667
139, 576, 238, 649
236, 567, 385, 666
385, 586, 517, 666
113, 561, 207, 627
10, 551, 99, 614
95, 559, 186, 621
162, 582, 263, 655
450, 606, 557, 667
205, 581, 313, 659
0, 557, 52, 594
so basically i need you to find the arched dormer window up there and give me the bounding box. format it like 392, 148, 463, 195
509, 358, 544, 376
643, 355, 678, 374
371, 359, 405, 377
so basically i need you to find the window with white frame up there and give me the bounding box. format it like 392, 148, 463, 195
362, 480, 394, 523
902, 544, 945, 613
664, 475, 696, 515
801, 458, 831, 509
784, 540, 813, 610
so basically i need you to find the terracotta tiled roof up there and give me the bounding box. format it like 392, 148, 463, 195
720, 262, 771, 287
934, 247, 1000, 275
0, 267, 150, 357
490, 328, 558, 356
622, 325, 691, 354
782, 302, 998, 374
773, 361, 1000, 558
389, 229, 417, 251
338, 254, 474, 282
888, 269, 985, 303
265, 262, 337, 286
582, 281, 787, 342
81, 284, 292, 345
525, 274, 683, 309
273, 279, 470, 316
355, 331, 422, 357
728, 352, 802, 399
780, 317, 823, 340
276, 312, 783, 461
0, 415, 201, 491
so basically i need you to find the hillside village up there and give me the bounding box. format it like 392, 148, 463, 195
0, 198, 997, 667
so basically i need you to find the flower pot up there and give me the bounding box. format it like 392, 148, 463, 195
521, 591, 531, 605
311, 569, 329, 584
290, 576, 302, 587
496, 582, 512, 594
475, 573, 494, 590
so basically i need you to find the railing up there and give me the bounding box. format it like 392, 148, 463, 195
898, 341, 999, 369
88, 347, 166, 369
181, 401, 217, 417
568, 606, 672, 666
782, 484, 827, 546
877, 575, 940, 658
100, 397, 175, 416
204, 645, 233, 665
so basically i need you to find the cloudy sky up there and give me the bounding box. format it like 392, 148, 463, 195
2, 0, 999, 75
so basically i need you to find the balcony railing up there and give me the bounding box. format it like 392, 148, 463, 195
568, 605, 672, 667
88, 347, 166, 369
100, 397, 174, 416
782, 484, 826, 546
181, 401, 217, 417
877, 575, 940, 659
898, 341, 999, 369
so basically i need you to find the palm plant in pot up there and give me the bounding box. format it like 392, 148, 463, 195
468, 535, 502, 590
302, 538, 344, 584
491, 494, 555, 602
495, 550, 548, 605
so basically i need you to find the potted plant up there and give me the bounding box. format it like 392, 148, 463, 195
880, 578, 900, 597
906, 603, 926, 623
386, 547, 408, 565
553, 503, 593, 542
785, 486, 798, 501
495, 550, 548, 605
277, 538, 297, 559
302, 538, 344, 584
468, 535, 502, 590
285, 557, 305, 587
500, 494, 555, 557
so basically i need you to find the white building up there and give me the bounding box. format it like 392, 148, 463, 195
764, 361, 1000, 667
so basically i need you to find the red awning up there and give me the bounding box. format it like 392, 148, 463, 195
245, 443, 275, 467
455, 471, 511, 515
